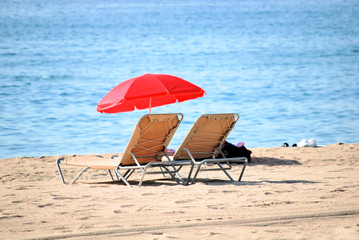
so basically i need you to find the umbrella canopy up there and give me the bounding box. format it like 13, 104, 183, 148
97, 73, 206, 113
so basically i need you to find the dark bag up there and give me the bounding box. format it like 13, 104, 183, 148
216, 141, 252, 162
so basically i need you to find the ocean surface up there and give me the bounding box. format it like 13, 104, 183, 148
1, 0, 358, 158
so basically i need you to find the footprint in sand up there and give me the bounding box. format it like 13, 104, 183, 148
121, 204, 134, 208
331, 188, 346, 192
38, 203, 53, 208
151, 232, 164, 235
207, 204, 225, 209
174, 199, 193, 204
208, 189, 219, 194
141, 193, 155, 196
210, 232, 220, 236
207, 205, 218, 209
222, 190, 236, 193
53, 196, 75, 200
0, 214, 23, 220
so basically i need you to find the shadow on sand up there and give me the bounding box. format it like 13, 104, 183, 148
196, 179, 320, 186
85, 157, 306, 186
249, 157, 302, 166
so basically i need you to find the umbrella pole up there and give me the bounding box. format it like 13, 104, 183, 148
149, 98, 152, 114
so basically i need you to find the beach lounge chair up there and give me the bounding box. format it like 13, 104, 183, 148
173, 113, 248, 184
57, 113, 191, 187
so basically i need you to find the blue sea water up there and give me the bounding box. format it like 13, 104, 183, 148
0, 0, 358, 158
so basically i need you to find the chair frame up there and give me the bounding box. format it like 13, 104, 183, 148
57, 113, 192, 187
173, 113, 248, 184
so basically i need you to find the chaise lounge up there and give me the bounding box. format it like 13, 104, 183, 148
57, 113, 192, 187
173, 113, 248, 184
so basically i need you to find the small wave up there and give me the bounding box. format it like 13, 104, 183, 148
0, 52, 17, 56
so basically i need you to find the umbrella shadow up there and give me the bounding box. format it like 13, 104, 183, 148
248, 157, 302, 166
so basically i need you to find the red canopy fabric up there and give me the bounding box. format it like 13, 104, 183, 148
97, 73, 206, 113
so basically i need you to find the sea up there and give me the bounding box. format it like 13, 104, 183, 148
1, 0, 358, 159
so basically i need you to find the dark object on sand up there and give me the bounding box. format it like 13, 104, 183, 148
217, 141, 252, 162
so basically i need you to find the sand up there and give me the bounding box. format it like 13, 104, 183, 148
1, 143, 359, 239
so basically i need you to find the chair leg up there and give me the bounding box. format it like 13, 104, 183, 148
191, 164, 203, 184
176, 166, 183, 172
108, 170, 115, 180
186, 163, 195, 185
56, 158, 89, 184
162, 165, 183, 184
114, 169, 133, 181
124, 169, 135, 179
173, 166, 186, 185
165, 165, 185, 184
138, 165, 177, 187
217, 162, 234, 182
138, 166, 148, 187
70, 167, 90, 184
56, 158, 66, 184
238, 162, 247, 181
114, 170, 120, 180
159, 167, 166, 177
158, 165, 184, 184
114, 168, 132, 187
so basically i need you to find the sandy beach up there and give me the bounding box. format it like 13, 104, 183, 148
1, 143, 358, 239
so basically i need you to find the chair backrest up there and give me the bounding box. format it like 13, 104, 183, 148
173, 113, 239, 160
120, 113, 183, 165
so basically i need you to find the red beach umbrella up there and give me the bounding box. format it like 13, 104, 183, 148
97, 73, 206, 113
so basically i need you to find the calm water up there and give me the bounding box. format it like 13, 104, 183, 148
1, 0, 358, 158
